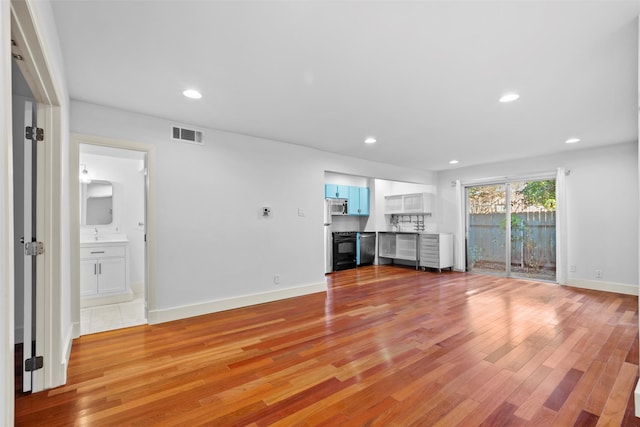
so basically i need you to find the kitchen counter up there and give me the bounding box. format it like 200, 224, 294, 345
379, 231, 420, 234
80, 234, 129, 244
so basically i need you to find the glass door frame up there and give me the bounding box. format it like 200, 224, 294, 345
464, 175, 556, 281
464, 182, 510, 276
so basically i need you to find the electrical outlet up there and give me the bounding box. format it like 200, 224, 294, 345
298, 208, 305, 217
262, 206, 272, 217
274, 274, 280, 284
595, 269, 603, 279
570, 265, 576, 273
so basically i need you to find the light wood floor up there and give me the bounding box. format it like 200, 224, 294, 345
15, 266, 640, 426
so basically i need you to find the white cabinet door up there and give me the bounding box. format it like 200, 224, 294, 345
396, 234, 418, 260
80, 259, 98, 296
384, 193, 432, 214
378, 233, 397, 258
98, 257, 126, 294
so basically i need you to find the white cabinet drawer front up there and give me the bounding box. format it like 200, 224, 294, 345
80, 245, 125, 259
420, 252, 438, 261
421, 261, 439, 268
421, 234, 439, 241
421, 243, 438, 251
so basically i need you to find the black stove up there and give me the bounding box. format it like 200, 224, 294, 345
332, 232, 357, 271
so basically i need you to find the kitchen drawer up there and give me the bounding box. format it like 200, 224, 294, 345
421, 241, 438, 249
421, 251, 439, 261
419, 233, 454, 270
80, 245, 126, 259
422, 261, 440, 268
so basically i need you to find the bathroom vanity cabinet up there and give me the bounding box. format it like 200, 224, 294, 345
80, 240, 132, 307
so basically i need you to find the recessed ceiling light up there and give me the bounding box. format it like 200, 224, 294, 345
364, 137, 376, 144
183, 89, 202, 99
499, 93, 520, 103
449, 160, 459, 165
565, 138, 580, 144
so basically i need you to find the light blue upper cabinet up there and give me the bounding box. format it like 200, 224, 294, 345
325, 184, 350, 199
348, 186, 361, 215
359, 187, 370, 216
348, 186, 370, 216
337, 185, 349, 199
326, 184, 369, 214
325, 184, 338, 199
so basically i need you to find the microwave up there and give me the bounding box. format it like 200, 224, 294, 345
329, 198, 348, 215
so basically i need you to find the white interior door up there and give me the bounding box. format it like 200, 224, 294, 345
21, 100, 36, 392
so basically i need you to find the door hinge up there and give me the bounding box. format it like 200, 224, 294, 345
25, 126, 44, 142
25, 356, 44, 372
24, 241, 44, 256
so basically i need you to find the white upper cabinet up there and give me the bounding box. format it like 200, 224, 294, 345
384, 192, 432, 214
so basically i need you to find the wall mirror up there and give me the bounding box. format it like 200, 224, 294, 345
81, 180, 113, 225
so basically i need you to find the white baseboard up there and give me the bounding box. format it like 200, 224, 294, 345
71, 320, 80, 340
566, 278, 638, 296
81, 289, 134, 308
61, 323, 77, 384
148, 282, 327, 325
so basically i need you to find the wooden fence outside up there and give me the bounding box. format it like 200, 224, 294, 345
468, 211, 556, 272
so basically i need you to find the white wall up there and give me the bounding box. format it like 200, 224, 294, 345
437, 142, 639, 293
70, 101, 434, 319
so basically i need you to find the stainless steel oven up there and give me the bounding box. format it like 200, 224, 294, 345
332, 232, 357, 271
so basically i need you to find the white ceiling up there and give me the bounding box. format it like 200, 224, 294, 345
51, 1, 639, 171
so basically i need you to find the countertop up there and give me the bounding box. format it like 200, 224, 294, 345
378, 231, 427, 234
80, 235, 129, 245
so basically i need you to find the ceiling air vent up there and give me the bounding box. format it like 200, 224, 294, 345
171, 125, 204, 145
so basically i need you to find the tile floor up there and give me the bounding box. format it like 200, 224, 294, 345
80, 297, 146, 335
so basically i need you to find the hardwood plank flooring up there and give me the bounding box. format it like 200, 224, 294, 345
15, 266, 640, 426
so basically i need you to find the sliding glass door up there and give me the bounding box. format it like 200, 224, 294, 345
466, 179, 556, 281
467, 184, 508, 275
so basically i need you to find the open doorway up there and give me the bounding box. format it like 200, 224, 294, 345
78, 144, 147, 334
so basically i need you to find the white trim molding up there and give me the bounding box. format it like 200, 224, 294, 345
1, 1, 15, 424
565, 278, 638, 296
70, 133, 157, 336
148, 282, 327, 324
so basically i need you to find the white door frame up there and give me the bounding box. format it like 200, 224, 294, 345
15, 0, 65, 388
11, 0, 64, 393
4, 0, 66, 423
70, 133, 157, 335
